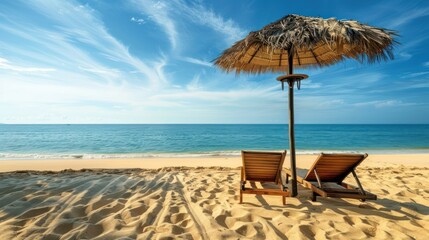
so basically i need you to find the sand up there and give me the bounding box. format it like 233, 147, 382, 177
0, 154, 428, 239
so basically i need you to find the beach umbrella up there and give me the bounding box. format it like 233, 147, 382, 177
214, 14, 397, 196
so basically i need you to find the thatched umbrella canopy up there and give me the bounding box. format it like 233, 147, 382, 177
215, 14, 397, 74
214, 14, 397, 197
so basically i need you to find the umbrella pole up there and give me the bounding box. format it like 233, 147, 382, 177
287, 79, 298, 197
288, 48, 298, 197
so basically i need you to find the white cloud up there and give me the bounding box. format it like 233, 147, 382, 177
182, 57, 212, 67
0, 0, 280, 124
132, 0, 178, 49
353, 100, 414, 108
150, 86, 281, 107
186, 74, 202, 91
0, 65, 287, 123
0, 57, 55, 72
398, 52, 412, 61
386, 7, 429, 28
78, 66, 120, 78
402, 79, 429, 89
130, 17, 145, 25
176, 0, 246, 44
3, 1, 425, 124
299, 80, 321, 89
297, 96, 344, 109
132, 0, 246, 49
24, 0, 167, 88
401, 71, 429, 78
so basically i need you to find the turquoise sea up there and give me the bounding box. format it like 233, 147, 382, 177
0, 124, 428, 159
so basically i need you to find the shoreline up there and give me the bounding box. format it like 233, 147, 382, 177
0, 153, 427, 172
2, 149, 429, 160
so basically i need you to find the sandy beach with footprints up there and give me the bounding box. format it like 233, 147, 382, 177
0, 154, 428, 239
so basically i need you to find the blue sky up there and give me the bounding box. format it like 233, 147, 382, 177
0, 0, 428, 124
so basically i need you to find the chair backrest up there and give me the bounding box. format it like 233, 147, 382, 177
241, 150, 287, 183
304, 153, 368, 183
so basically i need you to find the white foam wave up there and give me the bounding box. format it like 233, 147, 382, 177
1, 149, 428, 160
0, 151, 241, 160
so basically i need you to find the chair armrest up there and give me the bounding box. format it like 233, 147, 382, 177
282, 168, 293, 177
282, 168, 306, 184
280, 170, 289, 190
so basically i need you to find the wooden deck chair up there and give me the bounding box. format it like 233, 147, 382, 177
284, 153, 377, 202
240, 150, 289, 205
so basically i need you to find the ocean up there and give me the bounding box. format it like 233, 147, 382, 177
0, 124, 428, 159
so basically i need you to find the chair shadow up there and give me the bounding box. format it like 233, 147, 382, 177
246, 182, 427, 222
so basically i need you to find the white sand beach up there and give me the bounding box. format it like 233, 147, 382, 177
0, 154, 428, 239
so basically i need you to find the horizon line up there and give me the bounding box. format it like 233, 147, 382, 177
1, 123, 428, 125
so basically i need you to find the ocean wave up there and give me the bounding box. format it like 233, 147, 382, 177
0, 152, 241, 160
2, 149, 428, 160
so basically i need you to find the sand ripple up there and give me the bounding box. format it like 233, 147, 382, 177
0, 166, 428, 239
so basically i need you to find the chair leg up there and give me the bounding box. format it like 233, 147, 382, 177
312, 192, 317, 202
282, 196, 286, 205
239, 191, 243, 204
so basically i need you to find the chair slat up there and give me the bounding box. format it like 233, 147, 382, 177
240, 150, 288, 205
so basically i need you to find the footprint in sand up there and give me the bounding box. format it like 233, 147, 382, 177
177, 218, 194, 229
120, 204, 148, 224
88, 202, 125, 223
80, 223, 104, 239
199, 199, 219, 214
52, 221, 74, 234
120, 191, 132, 199
155, 223, 185, 235
18, 206, 52, 219
61, 204, 87, 220
215, 210, 256, 230
170, 212, 188, 224
88, 198, 115, 212
128, 204, 149, 217
41, 233, 62, 240
234, 222, 264, 239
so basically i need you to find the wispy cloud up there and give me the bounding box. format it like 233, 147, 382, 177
182, 57, 212, 67
302, 72, 386, 95
132, 0, 178, 49
186, 74, 202, 91
300, 80, 322, 89
297, 96, 345, 109
150, 86, 281, 106
1, 0, 428, 124
130, 17, 145, 25
398, 52, 412, 61
176, 0, 247, 44
353, 100, 415, 108
401, 71, 429, 78
24, 0, 167, 87
132, 0, 246, 49
386, 7, 429, 28
0, 57, 55, 72
401, 79, 429, 89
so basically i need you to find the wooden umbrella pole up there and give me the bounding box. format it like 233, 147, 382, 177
288, 79, 298, 197
277, 72, 308, 197
287, 46, 298, 197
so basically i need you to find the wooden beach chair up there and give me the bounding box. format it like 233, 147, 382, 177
284, 153, 377, 202
240, 150, 289, 205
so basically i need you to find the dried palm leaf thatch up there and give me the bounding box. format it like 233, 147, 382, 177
215, 14, 398, 74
